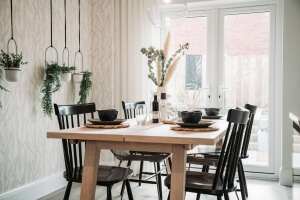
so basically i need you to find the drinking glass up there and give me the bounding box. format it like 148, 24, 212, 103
135, 104, 147, 125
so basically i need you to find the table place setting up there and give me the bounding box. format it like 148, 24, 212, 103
169, 110, 219, 132
85, 109, 130, 129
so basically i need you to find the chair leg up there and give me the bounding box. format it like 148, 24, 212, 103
138, 161, 144, 186
240, 159, 248, 197
217, 195, 222, 200
63, 181, 73, 200
157, 162, 163, 200
107, 186, 112, 200
125, 179, 134, 200
224, 193, 230, 200
154, 162, 162, 200
196, 193, 201, 200
237, 160, 247, 200
202, 165, 209, 172
121, 160, 132, 197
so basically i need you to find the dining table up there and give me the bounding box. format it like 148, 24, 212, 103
47, 118, 228, 200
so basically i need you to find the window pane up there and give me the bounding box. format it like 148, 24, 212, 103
167, 17, 208, 109
223, 12, 270, 165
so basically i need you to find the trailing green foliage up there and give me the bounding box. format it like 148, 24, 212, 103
0, 49, 28, 69
78, 71, 92, 104
41, 62, 63, 118
61, 64, 76, 73
141, 43, 189, 86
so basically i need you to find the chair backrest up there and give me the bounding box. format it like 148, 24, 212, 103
213, 108, 249, 190
122, 101, 145, 119
240, 104, 257, 158
54, 103, 96, 178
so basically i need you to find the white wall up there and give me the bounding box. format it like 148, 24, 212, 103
280, 0, 300, 186
0, 0, 115, 198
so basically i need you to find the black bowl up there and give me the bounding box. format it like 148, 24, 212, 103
97, 109, 118, 121
181, 111, 202, 124
204, 108, 220, 116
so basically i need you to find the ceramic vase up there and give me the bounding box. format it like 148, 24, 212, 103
61, 72, 72, 82
72, 73, 83, 83
5, 68, 21, 82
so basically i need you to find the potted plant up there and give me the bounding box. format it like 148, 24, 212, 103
78, 70, 92, 104
61, 64, 76, 82
72, 72, 84, 83
41, 62, 63, 118
0, 49, 28, 82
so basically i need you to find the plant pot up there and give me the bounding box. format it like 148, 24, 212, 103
5, 68, 21, 82
157, 86, 166, 101
61, 72, 72, 82
72, 73, 83, 83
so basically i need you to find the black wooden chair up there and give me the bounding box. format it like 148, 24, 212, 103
110, 101, 171, 200
165, 108, 250, 200
186, 104, 257, 200
54, 103, 134, 200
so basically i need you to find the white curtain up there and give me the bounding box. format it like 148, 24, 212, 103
113, 0, 160, 174
114, 0, 160, 113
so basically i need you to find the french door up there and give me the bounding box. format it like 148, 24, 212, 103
164, 4, 276, 175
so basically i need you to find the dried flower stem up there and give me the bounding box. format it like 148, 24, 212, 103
163, 56, 181, 87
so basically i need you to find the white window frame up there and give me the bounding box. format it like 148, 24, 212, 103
161, 1, 282, 179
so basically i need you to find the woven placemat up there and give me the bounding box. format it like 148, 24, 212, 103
85, 123, 130, 129
170, 125, 219, 132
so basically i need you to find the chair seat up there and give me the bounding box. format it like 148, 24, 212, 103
186, 156, 218, 166
164, 171, 237, 195
64, 165, 133, 186
122, 153, 171, 163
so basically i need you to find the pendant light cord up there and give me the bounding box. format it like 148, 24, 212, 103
7, 0, 17, 54
78, 0, 81, 52
50, 0, 53, 47
64, 0, 66, 48
10, 0, 13, 39
45, 0, 58, 64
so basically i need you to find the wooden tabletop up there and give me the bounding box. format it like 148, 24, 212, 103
125, 120, 228, 145
47, 119, 228, 145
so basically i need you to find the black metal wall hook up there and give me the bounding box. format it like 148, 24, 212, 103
7, 38, 17, 54
73, 0, 83, 73
7, 0, 18, 54
45, 46, 59, 65
61, 0, 69, 67
44, 0, 58, 67
74, 51, 83, 72
62, 47, 70, 67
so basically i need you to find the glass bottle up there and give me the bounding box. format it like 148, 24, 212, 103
152, 94, 159, 123
160, 92, 168, 121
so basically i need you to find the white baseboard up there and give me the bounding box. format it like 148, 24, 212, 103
0, 172, 67, 200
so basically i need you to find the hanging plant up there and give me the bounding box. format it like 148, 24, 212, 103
61, 64, 76, 82
78, 70, 92, 104
41, 62, 63, 118
0, 50, 28, 82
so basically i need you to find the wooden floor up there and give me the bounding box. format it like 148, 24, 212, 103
39, 176, 292, 200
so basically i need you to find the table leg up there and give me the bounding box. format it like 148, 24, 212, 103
170, 144, 187, 200
216, 138, 223, 149
80, 141, 100, 200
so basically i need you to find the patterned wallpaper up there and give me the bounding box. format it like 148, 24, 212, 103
0, 0, 114, 194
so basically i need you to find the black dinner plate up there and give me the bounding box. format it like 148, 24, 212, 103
88, 119, 126, 125
202, 115, 223, 119
175, 120, 216, 128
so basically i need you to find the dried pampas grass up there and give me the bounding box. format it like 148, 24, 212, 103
163, 32, 171, 61
163, 56, 181, 87
156, 60, 162, 86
